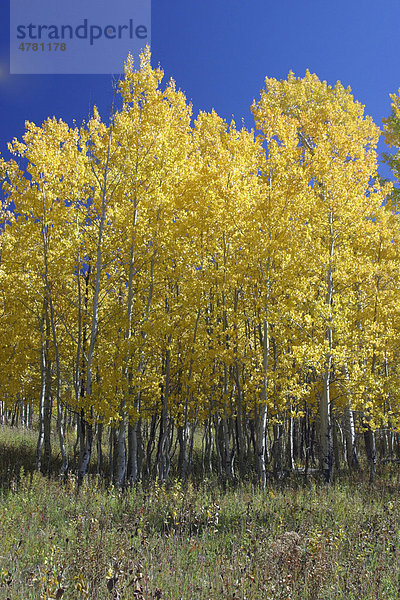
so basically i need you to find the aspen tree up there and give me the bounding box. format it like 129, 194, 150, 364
186, 110, 264, 480
2, 55, 400, 486
4, 119, 85, 474
106, 48, 193, 485
253, 71, 389, 482
383, 88, 400, 206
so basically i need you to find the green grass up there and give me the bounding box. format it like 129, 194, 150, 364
1, 426, 400, 599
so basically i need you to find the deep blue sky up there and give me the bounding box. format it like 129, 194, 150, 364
1, 1, 400, 178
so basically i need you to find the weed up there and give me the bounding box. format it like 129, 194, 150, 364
1, 427, 400, 599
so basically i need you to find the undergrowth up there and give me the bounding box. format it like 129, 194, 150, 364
1, 426, 400, 599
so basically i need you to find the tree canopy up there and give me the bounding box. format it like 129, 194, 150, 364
1, 49, 400, 486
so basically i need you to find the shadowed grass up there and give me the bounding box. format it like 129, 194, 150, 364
0, 426, 37, 488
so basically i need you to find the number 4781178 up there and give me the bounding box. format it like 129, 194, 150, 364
18, 42, 67, 51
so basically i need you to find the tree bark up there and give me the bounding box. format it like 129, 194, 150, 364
320, 207, 334, 484
364, 425, 377, 484
256, 315, 269, 489
157, 343, 171, 483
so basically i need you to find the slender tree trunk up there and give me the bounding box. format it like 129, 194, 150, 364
36, 313, 47, 471
78, 411, 93, 485
177, 424, 189, 479
116, 398, 127, 488
43, 338, 53, 475
127, 252, 155, 484
117, 240, 136, 489
364, 425, 377, 484
320, 367, 333, 482
145, 413, 157, 478
79, 127, 113, 483
203, 415, 214, 474
342, 364, 359, 469
320, 207, 334, 484
127, 419, 141, 484
256, 315, 269, 488
272, 423, 283, 479
287, 413, 294, 470
215, 415, 224, 478
158, 343, 171, 483
333, 417, 341, 471
235, 364, 246, 478
188, 420, 196, 475
343, 403, 359, 469
220, 362, 233, 481
96, 422, 103, 476
49, 296, 68, 475
127, 421, 139, 485
221, 412, 232, 481
108, 426, 114, 482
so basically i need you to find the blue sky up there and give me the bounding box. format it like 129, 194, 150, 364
1, 0, 400, 178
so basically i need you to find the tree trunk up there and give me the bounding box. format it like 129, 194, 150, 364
320, 368, 333, 483
256, 316, 269, 488
287, 413, 294, 471
157, 344, 171, 483
96, 422, 103, 476
343, 403, 359, 469
272, 422, 283, 479
36, 317, 47, 471
127, 418, 143, 485
49, 295, 68, 476
320, 207, 334, 484
234, 364, 246, 478
43, 350, 53, 475
364, 425, 377, 484
79, 127, 113, 484
116, 400, 127, 488
78, 413, 93, 485
177, 424, 189, 479
342, 364, 359, 469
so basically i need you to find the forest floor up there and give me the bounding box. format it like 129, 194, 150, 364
1, 425, 400, 599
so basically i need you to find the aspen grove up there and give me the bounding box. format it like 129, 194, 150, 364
1, 49, 400, 487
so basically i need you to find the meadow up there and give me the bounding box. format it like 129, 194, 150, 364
1, 425, 400, 600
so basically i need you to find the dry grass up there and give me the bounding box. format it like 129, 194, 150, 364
1, 425, 400, 599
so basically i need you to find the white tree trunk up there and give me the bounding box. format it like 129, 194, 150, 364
320, 207, 334, 483
256, 316, 269, 489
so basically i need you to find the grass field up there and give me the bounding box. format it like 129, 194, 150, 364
1, 425, 400, 599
